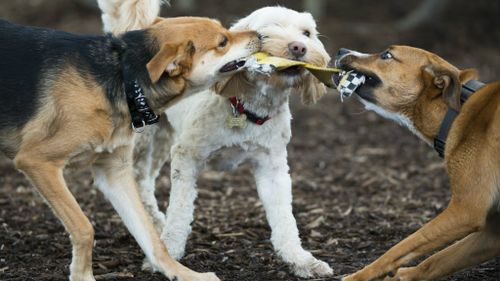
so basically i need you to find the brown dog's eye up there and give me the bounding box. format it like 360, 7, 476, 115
219, 36, 228, 48
303, 30, 311, 37
380, 50, 393, 60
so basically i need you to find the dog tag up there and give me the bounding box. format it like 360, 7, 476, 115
227, 114, 247, 129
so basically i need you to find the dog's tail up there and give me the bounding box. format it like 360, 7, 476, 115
97, 0, 166, 35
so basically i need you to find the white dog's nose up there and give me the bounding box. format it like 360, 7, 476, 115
288, 41, 307, 58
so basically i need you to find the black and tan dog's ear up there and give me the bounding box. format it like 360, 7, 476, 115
299, 74, 327, 105
423, 66, 461, 111
147, 40, 196, 83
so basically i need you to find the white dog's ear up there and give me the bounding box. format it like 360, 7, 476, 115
299, 74, 327, 105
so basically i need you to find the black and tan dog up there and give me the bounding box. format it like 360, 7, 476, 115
335, 46, 500, 280
0, 17, 259, 281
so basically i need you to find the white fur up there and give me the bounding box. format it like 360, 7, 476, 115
335, 50, 370, 68
135, 6, 333, 278
93, 167, 155, 259
98, 0, 164, 34
346, 50, 370, 58
359, 98, 432, 145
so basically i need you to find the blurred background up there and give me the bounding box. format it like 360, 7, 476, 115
1, 1, 499, 281
1, 0, 499, 80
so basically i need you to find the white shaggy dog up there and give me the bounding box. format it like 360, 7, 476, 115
133, 6, 334, 278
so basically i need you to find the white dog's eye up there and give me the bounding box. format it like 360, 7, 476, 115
303, 30, 311, 37
380, 50, 393, 60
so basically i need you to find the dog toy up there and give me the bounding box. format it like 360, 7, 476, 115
244, 52, 340, 88
240, 52, 366, 100
334, 70, 366, 101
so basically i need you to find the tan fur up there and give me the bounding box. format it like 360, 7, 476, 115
144, 17, 259, 113
147, 41, 195, 83
340, 46, 500, 281
14, 68, 115, 281
6, 13, 259, 280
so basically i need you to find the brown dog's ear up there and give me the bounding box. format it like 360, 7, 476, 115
146, 41, 196, 83
423, 66, 461, 111
459, 68, 479, 83
299, 74, 327, 105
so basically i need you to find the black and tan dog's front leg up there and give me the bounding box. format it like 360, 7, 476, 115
14, 152, 96, 281
92, 145, 219, 281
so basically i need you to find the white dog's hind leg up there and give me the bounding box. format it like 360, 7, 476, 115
253, 149, 333, 278
161, 143, 206, 260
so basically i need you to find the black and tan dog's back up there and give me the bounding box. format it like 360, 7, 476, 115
0, 14, 259, 281
1, 20, 43, 131
0, 19, 123, 156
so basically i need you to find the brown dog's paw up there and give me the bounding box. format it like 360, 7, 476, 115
382, 267, 418, 281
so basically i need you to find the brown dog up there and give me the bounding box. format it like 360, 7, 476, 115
335, 46, 500, 281
0, 16, 259, 281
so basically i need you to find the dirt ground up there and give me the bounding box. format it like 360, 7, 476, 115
1, 1, 500, 280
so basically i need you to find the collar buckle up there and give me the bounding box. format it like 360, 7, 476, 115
132, 120, 146, 133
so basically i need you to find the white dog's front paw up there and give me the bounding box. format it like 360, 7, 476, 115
141, 257, 160, 273
292, 257, 333, 278
69, 272, 96, 281
167, 243, 185, 261
161, 233, 187, 261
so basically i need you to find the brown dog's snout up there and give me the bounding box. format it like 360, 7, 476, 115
336, 48, 352, 59
288, 41, 307, 58
335, 47, 356, 68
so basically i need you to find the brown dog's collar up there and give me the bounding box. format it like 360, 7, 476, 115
433, 80, 485, 157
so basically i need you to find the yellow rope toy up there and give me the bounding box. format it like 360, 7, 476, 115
246, 52, 366, 99
249, 52, 341, 88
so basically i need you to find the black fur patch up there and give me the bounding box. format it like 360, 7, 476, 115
0, 19, 45, 129
0, 19, 157, 132
120, 30, 158, 90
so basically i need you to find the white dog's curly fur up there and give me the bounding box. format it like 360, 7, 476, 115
131, 6, 333, 278
98, 0, 165, 34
